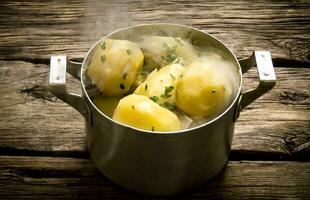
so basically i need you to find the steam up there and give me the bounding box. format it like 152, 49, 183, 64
80, 0, 194, 44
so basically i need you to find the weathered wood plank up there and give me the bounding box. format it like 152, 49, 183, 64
0, 156, 309, 199
0, 60, 309, 159
0, 0, 309, 63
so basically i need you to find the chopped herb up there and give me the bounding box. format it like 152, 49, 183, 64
180, 75, 183, 78
126, 49, 131, 55
120, 84, 125, 90
123, 73, 127, 80
161, 94, 172, 98
100, 41, 106, 49
145, 84, 148, 91
212, 89, 216, 93
140, 69, 149, 77
156, 30, 167, 36
162, 42, 177, 54
165, 86, 174, 94
169, 45, 177, 54
162, 42, 168, 49
161, 86, 174, 98
222, 86, 226, 91
164, 53, 177, 63
151, 126, 155, 132
170, 73, 175, 80
162, 102, 176, 111
175, 38, 183, 46
140, 65, 153, 79
173, 58, 180, 64
101, 55, 106, 62
149, 96, 159, 102
132, 105, 135, 109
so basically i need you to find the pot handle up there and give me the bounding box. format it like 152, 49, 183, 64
49, 55, 88, 118
236, 51, 276, 116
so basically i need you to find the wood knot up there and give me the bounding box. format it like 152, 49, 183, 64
279, 90, 309, 102
18, 84, 57, 102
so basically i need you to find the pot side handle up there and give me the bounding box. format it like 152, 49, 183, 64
238, 51, 276, 112
49, 55, 88, 118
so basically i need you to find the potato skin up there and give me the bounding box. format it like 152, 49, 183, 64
87, 39, 144, 96
112, 94, 181, 132
176, 61, 232, 117
134, 63, 184, 106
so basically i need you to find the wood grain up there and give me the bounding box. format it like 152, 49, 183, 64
0, 60, 309, 160
0, 156, 309, 199
0, 0, 309, 198
0, 0, 309, 64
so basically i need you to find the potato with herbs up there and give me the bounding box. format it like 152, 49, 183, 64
176, 60, 233, 117
134, 63, 184, 110
113, 94, 181, 132
139, 36, 198, 68
87, 39, 144, 96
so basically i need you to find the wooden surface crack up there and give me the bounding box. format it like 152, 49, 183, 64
18, 84, 57, 102
279, 90, 309, 103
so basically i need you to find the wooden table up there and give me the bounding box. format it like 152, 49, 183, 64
0, 0, 309, 199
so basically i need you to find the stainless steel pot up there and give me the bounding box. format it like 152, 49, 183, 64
49, 24, 276, 196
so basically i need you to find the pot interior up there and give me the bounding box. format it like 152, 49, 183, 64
81, 23, 242, 129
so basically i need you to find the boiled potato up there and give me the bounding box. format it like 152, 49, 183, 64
113, 94, 181, 132
139, 36, 198, 68
176, 61, 233, 117
134, 63, 184, 109
87, 39, 144, 96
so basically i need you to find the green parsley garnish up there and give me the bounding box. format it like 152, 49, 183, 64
162, 42, 169, 49
101, 55, 106, 63
145, 84, 148, 91
100, 41, 106, 49
132, 105, 135, 109
123, 73, 127, 80
151, 126, 155, 132
212, 89, 216, 93
161, 86, 174, 98
170, 73, 175, 80
164, 54, 177, 63
175, 38, 183, 46
156, 30, 167, 36
162, 43, 178, 64
149, 96, 159, 102
162, 102, 176, 111
120, 84, 125, 90
126, 49, 131, 55
162, 42, 177, 54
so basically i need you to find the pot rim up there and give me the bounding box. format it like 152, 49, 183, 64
81, 23, 243, 135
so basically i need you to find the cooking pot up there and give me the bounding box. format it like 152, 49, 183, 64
49, 23, 276, 196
